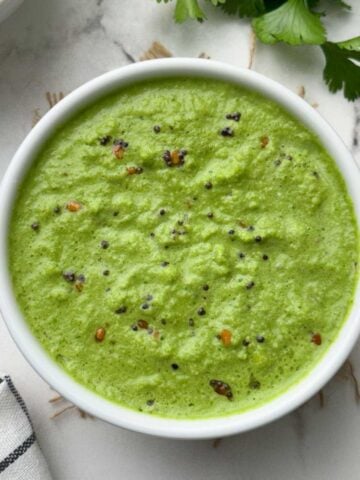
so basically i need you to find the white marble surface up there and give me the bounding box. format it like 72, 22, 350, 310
0, 1, 360, 479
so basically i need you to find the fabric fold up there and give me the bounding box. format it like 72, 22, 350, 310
0, 375, 52, 480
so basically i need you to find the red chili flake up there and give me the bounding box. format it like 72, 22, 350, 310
170, 150, 182, 166
219, 329, 232, 346
260, 135, 269, 148
113, 144, 125, 159
311, 333, 322, 345
209, 379, 233, 399
66, 201, 81, 212
95, 327, 106, 342
126, 166, 143, 175
137, 319, 149, 329
163, 149, 187, 167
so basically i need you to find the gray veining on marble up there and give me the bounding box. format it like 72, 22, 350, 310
0, 1, 360, 479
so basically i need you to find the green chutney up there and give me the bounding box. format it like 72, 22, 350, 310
9, 78, 359, 418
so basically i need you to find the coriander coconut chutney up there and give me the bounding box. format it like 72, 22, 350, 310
9, 78, 359, 419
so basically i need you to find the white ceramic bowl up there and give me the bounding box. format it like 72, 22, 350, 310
0, 59, 359, 439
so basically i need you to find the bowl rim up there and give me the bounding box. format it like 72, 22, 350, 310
0, 58, 359, 439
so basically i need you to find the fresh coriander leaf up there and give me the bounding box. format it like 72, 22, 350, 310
321, 38, 360, 101
253, 0, 326, 45
157, 0, 207, 22
263, 0, 288, 11
219, 0, 266, 17
174, 0, 207, 21
337, 36, 360, 54
307, 0, 320, 7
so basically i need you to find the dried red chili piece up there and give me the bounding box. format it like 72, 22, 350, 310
95, 327, 105, 342
137, 319, 149, 329
260, 135, 269, 148
219, 329, 232, 346
66, 201, 81, 212
162, 149, 187, 167
311, 333, 322, 345
126, 166, 143, 175
209, 379, 233, 400
113, 144, 124, 159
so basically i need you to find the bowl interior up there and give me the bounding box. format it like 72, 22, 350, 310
0, 58, 359, 439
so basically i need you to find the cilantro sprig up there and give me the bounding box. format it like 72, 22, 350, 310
156, 0, 359, 101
